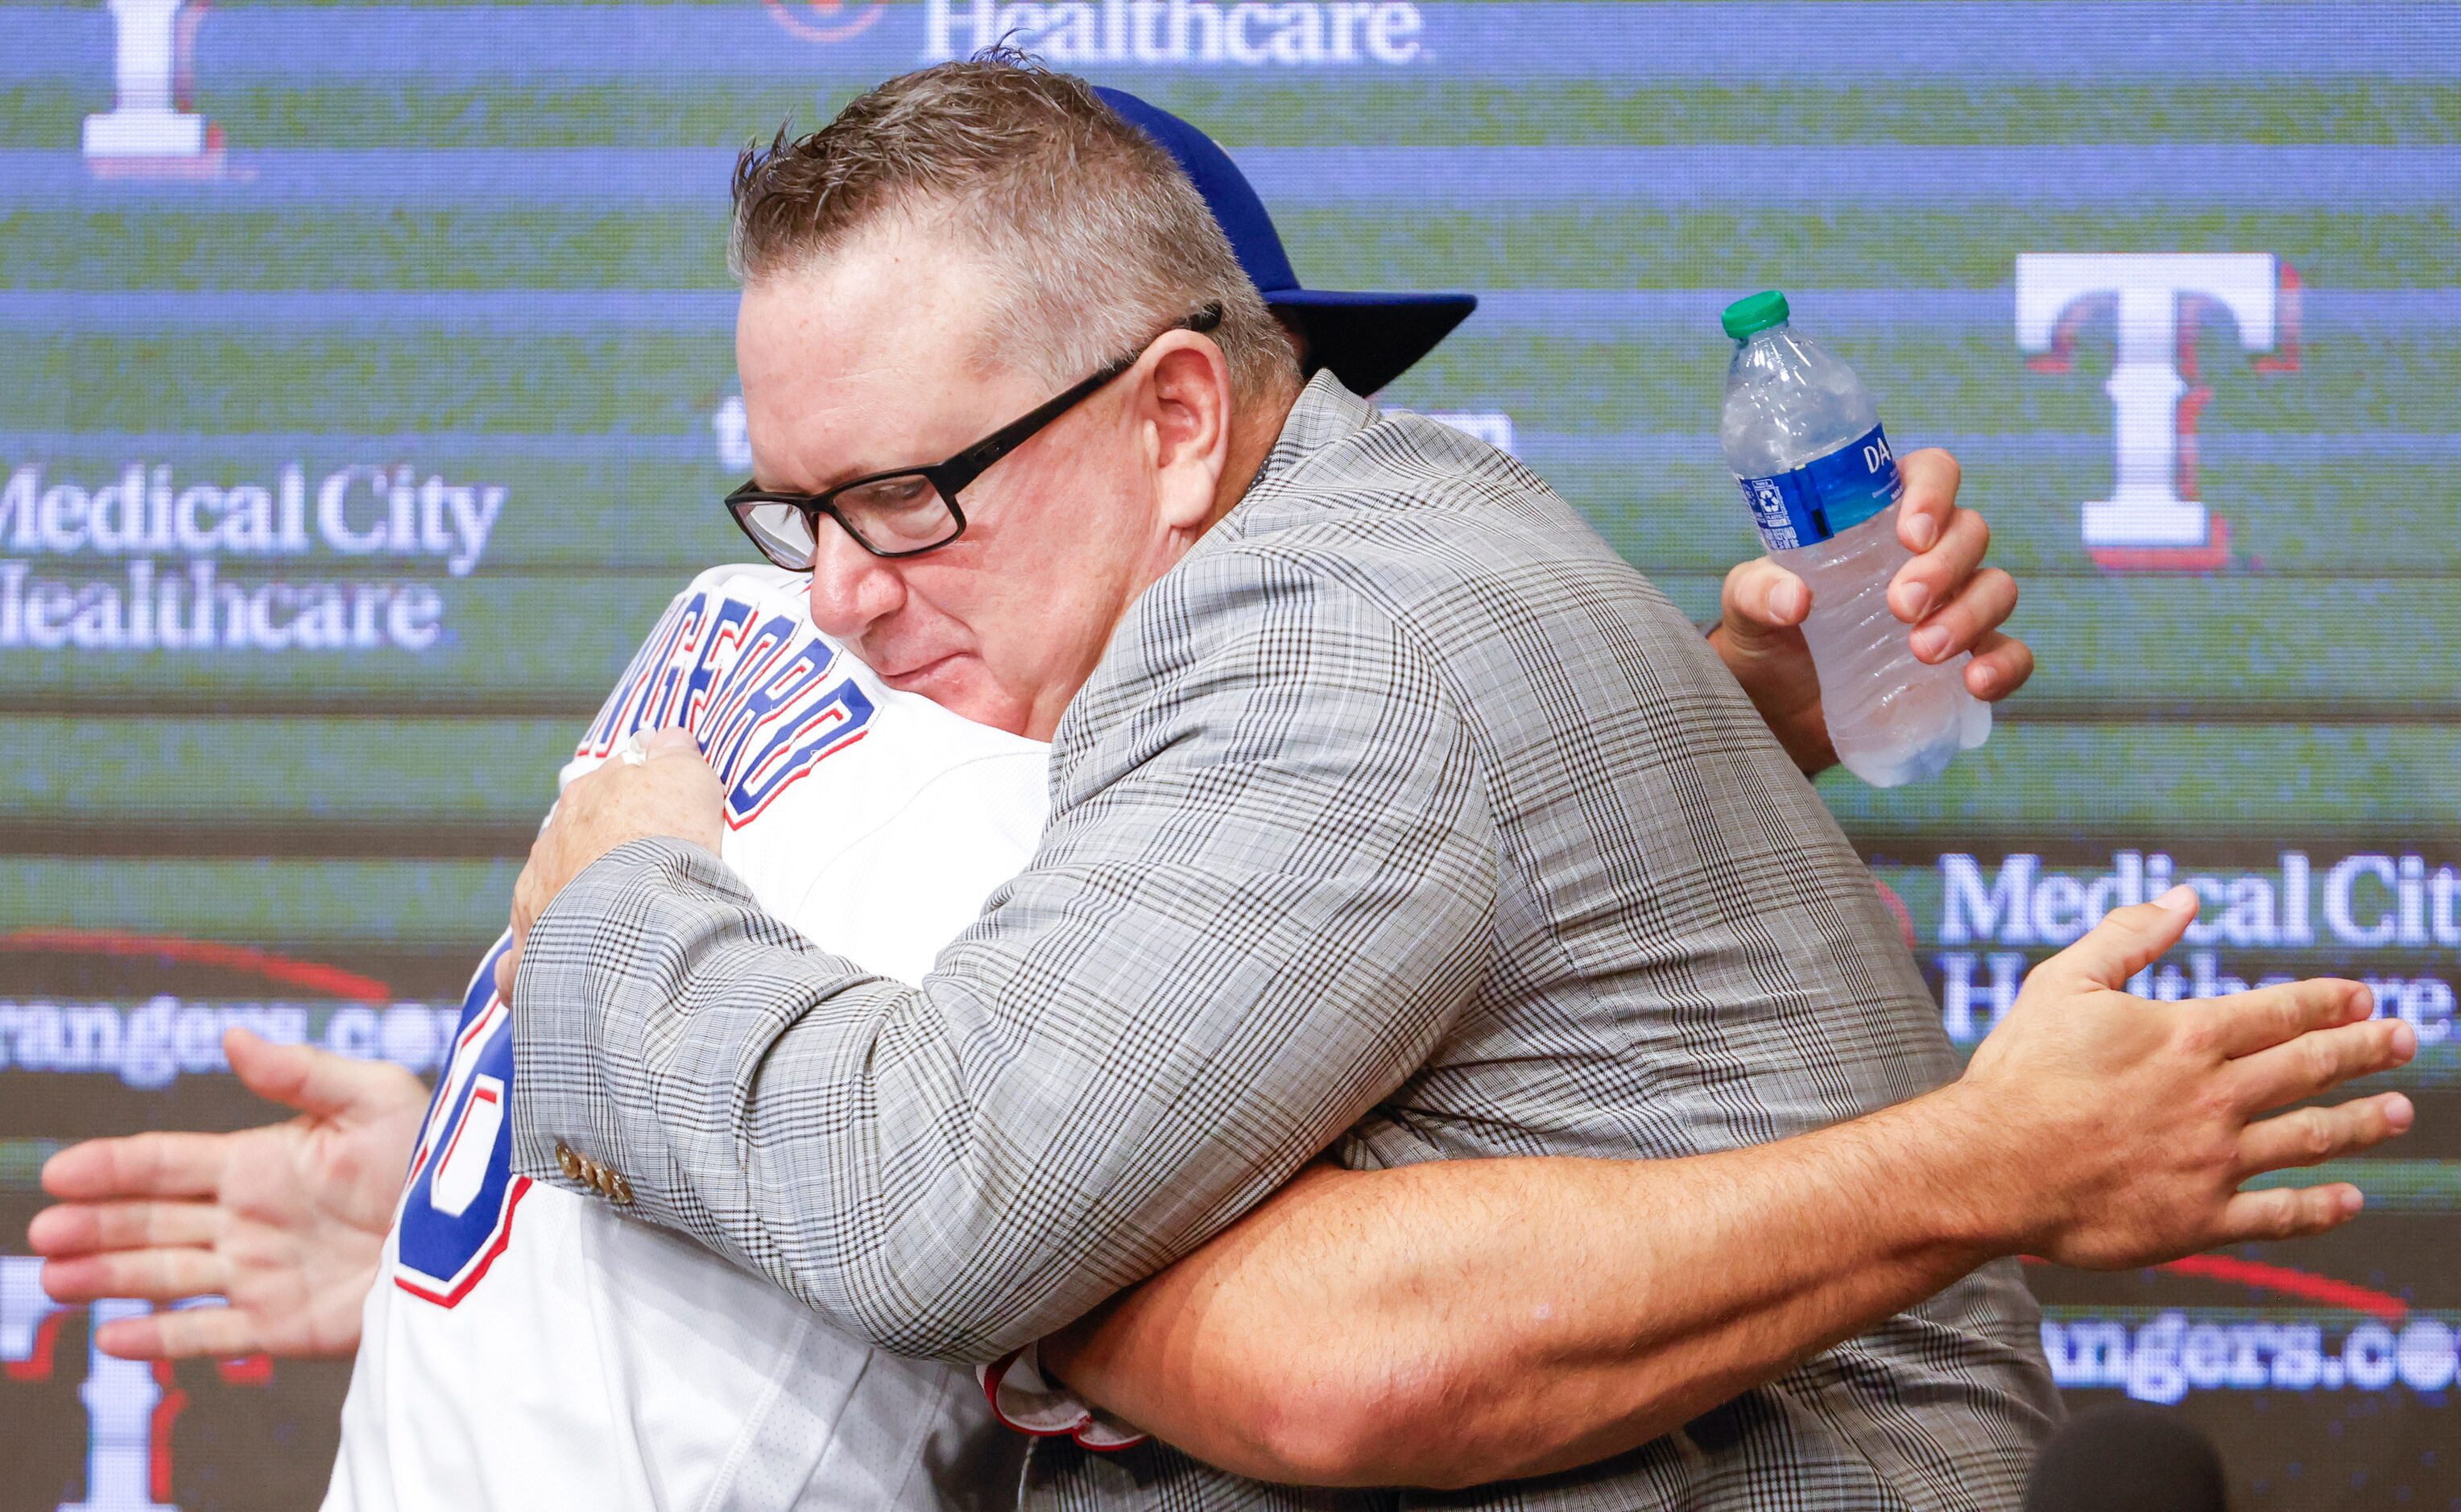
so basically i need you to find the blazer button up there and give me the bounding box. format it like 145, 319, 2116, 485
555, 1143, 584, 1181
607, 1173, 635, 1207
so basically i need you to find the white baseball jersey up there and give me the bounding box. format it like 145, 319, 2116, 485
325, 564, 1051, 1512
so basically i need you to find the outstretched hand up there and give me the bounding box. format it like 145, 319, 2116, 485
1953, 886, 2416, 1269
1712, 448, 2032, 774
27, 1027, 428, 1360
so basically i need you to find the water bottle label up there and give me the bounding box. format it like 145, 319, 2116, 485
1735, 423, 1903, 552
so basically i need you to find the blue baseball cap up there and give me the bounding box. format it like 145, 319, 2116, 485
1095, 86, 1476, 397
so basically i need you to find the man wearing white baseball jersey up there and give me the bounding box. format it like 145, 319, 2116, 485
325, 562, 1059, 1510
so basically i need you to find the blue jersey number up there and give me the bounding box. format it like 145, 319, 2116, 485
394, 936, 532, 1307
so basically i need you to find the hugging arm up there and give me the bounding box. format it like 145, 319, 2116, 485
1043, 894, 2414, 1488
507, 556, 1500, 1359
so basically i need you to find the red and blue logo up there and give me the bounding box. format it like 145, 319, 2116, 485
763, 0, 889, 43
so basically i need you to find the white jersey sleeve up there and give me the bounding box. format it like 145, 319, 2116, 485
325, 565, 1051, 1512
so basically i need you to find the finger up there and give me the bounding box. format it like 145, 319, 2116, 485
2036, 885, 2198, 991
94, 1304, 265, 1362
1888, 504, 1990, 624
41, 1131, 227, 1203
501, 853, 543, 1004
1719, 559, 1811, 634
642, 727, 701, 760
227, 1026, 423, 1121
631, 731, 726, 849
40, 1246, 225, 1305
1893, 448, 1962, 553
2238, 1093, 2416, 1177
27, 1200, 218, 1257
472, 932, 514, 1010
1963, 630, 2035, 701
2194, 976, 2376, 1060
2229, 1014, 2416, 1111
560, 756, 613, 798
1907, 567, 2017, 664
2214, 1183, 2366, 1244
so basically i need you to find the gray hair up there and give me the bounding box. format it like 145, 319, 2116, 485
728, 55, 1301, 401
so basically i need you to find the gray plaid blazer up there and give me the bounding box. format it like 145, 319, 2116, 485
511, 373, 2059, 1509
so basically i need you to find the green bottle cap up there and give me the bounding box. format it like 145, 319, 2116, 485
1721, 289, 1791, 341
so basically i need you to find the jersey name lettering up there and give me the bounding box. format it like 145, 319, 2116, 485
578, 588, 877, 828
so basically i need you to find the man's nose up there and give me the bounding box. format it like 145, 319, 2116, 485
805, 520, 904, 640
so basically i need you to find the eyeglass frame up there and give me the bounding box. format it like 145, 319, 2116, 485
723, 302, 1226, 566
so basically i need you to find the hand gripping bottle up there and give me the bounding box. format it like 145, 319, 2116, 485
1719, 290, 1989, 787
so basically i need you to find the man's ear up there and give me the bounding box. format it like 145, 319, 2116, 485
1140, 336, 1234, 534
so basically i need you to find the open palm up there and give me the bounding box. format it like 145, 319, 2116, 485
27, 1027, 428, 1360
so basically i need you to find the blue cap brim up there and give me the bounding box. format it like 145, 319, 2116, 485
1264, 288, 1478, 396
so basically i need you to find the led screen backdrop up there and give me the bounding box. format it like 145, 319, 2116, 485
2, 2, 2455, 1507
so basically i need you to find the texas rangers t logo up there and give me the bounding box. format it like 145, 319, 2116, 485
85, 0, 225, 176
2015, 253, 2298, 573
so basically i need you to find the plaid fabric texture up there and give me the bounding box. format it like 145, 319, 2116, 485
511, 374, 2059, 1509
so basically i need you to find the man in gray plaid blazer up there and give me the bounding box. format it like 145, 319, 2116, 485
502, 60, 2417, 1508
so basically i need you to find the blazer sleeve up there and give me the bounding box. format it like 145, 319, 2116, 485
505, 549, 1499, 1361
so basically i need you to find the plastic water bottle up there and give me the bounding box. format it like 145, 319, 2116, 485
1719, 290, 1989, 787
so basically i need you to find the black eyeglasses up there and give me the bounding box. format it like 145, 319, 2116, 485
725, 303, 1225, 568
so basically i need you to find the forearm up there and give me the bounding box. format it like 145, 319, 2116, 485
1045, 1085, 2008, 1489
511, 563, 1503, 1357
513, 824, 1490, 1359
512, 841, 1134, 1357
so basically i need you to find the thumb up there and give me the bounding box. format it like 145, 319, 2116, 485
225, 1027, 403, 1122
1720, 559, 1811, 640
2045, 884, 2199, 991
